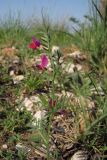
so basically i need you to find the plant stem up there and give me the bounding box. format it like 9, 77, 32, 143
85, 113, 107, 135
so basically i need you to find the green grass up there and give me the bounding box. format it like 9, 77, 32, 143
69, 0, 107, 73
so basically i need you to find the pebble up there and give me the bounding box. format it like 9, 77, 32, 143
32, 110, 47, 126
16, 143, 31, 154
23, 97, 33, 111
33, 110, 47, 122
12, 75, 24, 84
71, 150, 88, 160
68, 51, 81, 58
22, 96, 42, 112
52, 46, 60, 55
9, 70, 15, 76
2, 144, 8, 149
62, 63, 75, 73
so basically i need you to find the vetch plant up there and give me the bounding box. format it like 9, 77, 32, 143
27, 31, 58, 159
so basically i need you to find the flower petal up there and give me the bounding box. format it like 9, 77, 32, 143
41, 54, 48, 68
32, 36, 41, 47
28, 42, 37, 49
36, 64, 44, 70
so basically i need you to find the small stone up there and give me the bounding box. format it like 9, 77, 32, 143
66, 51, 87, 61
32, 110, 47, 126
13, 75, 24, 84
22, 96, 42, 112
30, 96, 41, 104
23, 97, 33, 111
68, 51, 81, 58
71, 150, 88, 160
12, 58, 20, 64
2, 144, 8, 149
75, 64, 82, 71
11, 46, 16, 50
91, 85, 105, 96
62, 63, 75, 73
59, 57, 64, 64
33, 110, 47, 121
62, 90, 74, 98
52, 46, 60, 55
16, 143, 31, 154
10, 70, 15, 76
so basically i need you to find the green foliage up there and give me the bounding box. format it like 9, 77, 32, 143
70, 0, 107, 73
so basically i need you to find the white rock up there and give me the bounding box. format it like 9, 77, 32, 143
12, 46, 16, 50
87, 99, 95, 109
30, 96, 40, 102
62, 90, 74, 98
32, 110, 47, 126
75, 64, 82, 71
71, 150, 88, 160
22, 95, 42, 112
69, 51, 81, 58
30, 96, 42, 107
91, 86, 104, 96
23, 97, 33, 111
62, 62, 82, 73
59, 57, 64, 64
62, 63, 75, 73
52, 46, 60, 55
10, 70, 15, 76
2, 144, 8, 149
13, 58, 20, 64
13, 75, 24, 84
16, 143, 31, 153
33, 110, 47, 122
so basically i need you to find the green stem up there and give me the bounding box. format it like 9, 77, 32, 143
85, 113, 107, 135
47, 113, 53, 160
38, 129, 48, 145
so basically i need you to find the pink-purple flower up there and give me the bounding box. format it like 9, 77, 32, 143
28, 36, 41, 50
36, 54, 48, 70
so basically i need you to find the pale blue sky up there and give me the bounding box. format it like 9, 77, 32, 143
0, 0, 89, 22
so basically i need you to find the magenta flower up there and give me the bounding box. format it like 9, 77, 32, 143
28, 36, 41, 50
49, 98, 57, 108
36, 54, 48, 70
